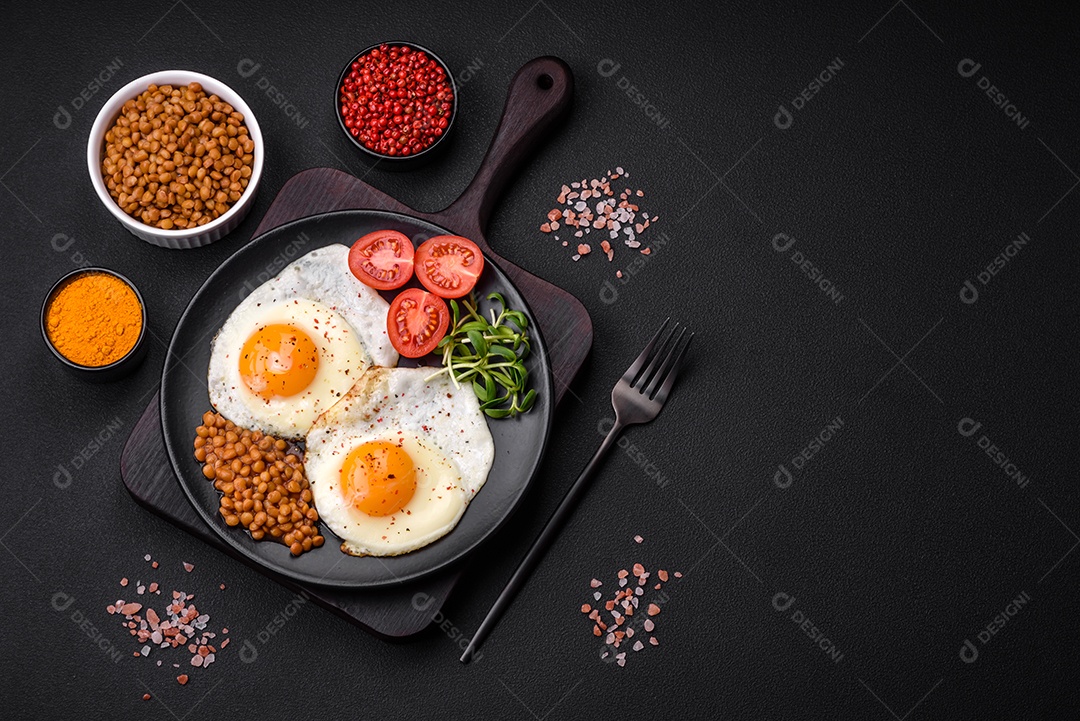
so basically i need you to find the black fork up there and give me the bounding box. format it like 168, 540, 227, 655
460, 320, 693, 662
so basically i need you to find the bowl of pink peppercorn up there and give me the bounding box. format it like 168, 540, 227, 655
335, 41, 457, 171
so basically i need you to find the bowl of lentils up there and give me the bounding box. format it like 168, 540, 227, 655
87, 70, 264, 249
336, 42, 457, 170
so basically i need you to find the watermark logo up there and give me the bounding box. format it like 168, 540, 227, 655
599, 232, 670, 304
53, 416, 124, 489
239, 591, 310, 663
957, 59, 1031, 131
959, 590, 1031, 664
598, 418, 670, 488
773, 416, 844, 489
597, 59, 672, 131
774, 57, 844, 130
771, 591, 844, 663
411, 592, 483, 662
54, 57, 124, 130
456, 57, 485, 88
237, 58, 310, 129
50, 232, 92, 269
958, 232, 1031, 305
51, 591, 123, 663
238, 232, 310, 299
957, 417, 1031, 489
771, 233, 845, 305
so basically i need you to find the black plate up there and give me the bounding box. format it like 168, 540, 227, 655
161, 210, 553, 588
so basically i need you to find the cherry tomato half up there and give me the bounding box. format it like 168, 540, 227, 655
387, 288, 450, 358
348, 230, 415, 290
414, 235, 484, 299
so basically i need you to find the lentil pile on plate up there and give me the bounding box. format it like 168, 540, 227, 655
194, 411, 325, 556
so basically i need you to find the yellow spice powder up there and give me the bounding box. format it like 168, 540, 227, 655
46, 272, 142, 367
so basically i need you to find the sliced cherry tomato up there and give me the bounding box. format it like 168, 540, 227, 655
387, 288, 450, 358
348, 230, 415, 290
414, 235, 485, 299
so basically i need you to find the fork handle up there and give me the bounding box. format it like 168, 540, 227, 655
460, 418, 626, 662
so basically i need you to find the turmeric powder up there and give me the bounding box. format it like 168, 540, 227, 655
46, 271, 142, 367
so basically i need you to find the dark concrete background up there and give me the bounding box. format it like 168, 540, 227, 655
2, 1, 1076, 718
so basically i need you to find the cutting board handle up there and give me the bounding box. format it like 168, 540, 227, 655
436, 56, 573, 243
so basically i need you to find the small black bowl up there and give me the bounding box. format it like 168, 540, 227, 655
334, 41, 458, 172
41, 267, 148, 382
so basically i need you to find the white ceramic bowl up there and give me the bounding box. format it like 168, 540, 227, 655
87, 70, 264, 250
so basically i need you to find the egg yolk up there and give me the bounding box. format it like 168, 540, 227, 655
239, 323, 320, 399
340, 441, 417, 517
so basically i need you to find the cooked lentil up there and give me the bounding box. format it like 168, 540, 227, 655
102, 82, 254, 230
194, 411, 324, 555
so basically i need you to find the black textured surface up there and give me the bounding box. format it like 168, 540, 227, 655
2, 1, 1077, 718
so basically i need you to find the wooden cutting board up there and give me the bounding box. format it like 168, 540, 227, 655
120, 56, 593, 638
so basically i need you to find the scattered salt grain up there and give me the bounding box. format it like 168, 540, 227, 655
583, 540, 682, 668
540, 168, 661, 274
107, 554, 230, 692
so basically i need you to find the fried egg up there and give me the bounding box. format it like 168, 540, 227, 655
305, 366, 495, 556
208, 245, 398, 439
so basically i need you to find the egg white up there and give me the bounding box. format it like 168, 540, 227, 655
208, 297, 368, 439
207, 244, 399, 438
307, 435, 467, 557
305, 366, 496, 556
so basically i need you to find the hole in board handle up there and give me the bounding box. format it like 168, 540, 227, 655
537, 73, 554, 90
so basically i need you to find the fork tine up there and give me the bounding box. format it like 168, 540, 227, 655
644, 327, 687, 397
635, 322, 680, 391
622, 318, 669, 384
651, 332, 693, 403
